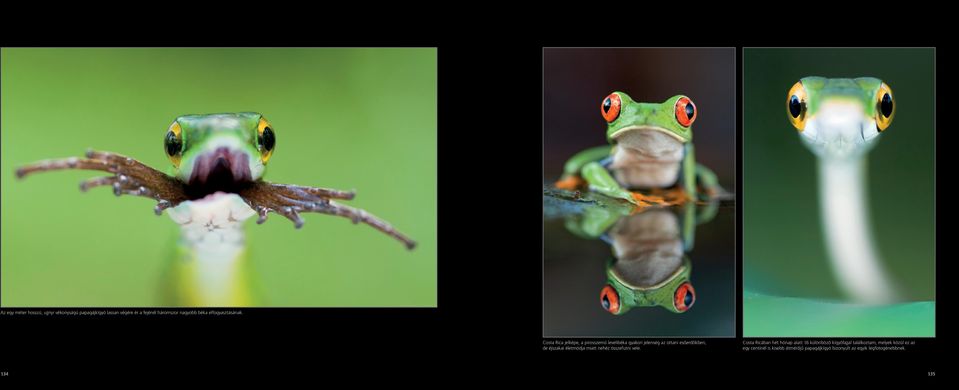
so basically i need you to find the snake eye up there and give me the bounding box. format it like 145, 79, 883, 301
600, 284, 621, 314
601, 93, 622, 123
875, 82, 895, 132
787, 81, 808, 131
674, 96, 696, 127
673, 282, 695, 313
257, 117, 275, 164
165, 121, 183, 167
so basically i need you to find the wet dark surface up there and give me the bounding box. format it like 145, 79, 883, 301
543, 188, 736, 337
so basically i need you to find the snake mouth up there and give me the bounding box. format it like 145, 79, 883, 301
185, 147, 253, 198
800, 102, 876, 159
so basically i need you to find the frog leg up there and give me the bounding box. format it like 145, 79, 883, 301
554, 175, 584, 191
564, 205, 622, 239
695, 196, 720, 225
678, 144, 722, 224
693, 163, 723, 225
555, 145, 611, 190
681, 201, 696, 251
681, 143, 698, 200
581, 161, 638, 204
683, 143, 723, 199
695, 163, 721, 198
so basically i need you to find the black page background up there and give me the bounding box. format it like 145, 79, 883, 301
0, 21, 948, 379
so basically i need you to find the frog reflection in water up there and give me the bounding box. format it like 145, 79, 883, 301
564, 200, 716, 315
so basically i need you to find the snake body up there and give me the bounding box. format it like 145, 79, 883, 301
787, 77, 899, 303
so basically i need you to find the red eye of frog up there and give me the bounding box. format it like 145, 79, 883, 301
601, 93, 622, 123
600, 284, 621, 314
673, 282, 695, 312
675, 96, 696, 127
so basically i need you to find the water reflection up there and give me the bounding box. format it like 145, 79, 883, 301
554, 189, 718, 315
601, 210, 694, 314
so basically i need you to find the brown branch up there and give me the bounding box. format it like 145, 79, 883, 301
16, 149, 416, 250
16, 149, 190, 214
238, 181, 417, 250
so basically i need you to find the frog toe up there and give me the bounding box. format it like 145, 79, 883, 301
554, 175, 585, 190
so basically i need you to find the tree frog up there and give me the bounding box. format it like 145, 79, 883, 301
555, 92, 720, 205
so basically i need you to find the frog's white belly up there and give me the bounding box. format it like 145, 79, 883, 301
609, 130, 684, 189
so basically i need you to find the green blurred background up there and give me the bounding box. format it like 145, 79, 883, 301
743, 48, 934, 335
1, 48, 436, 307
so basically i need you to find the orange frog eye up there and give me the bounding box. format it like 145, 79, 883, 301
601, 93, 622, 123
600, 284, 621, 314
675, 96, 696, 127
673, 282, 695, 312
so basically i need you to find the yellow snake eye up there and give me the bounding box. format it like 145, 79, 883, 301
257, 117, 275, 164
165, 121, 183, 167
875, 82, 895, 132
786, 81, 808, 132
